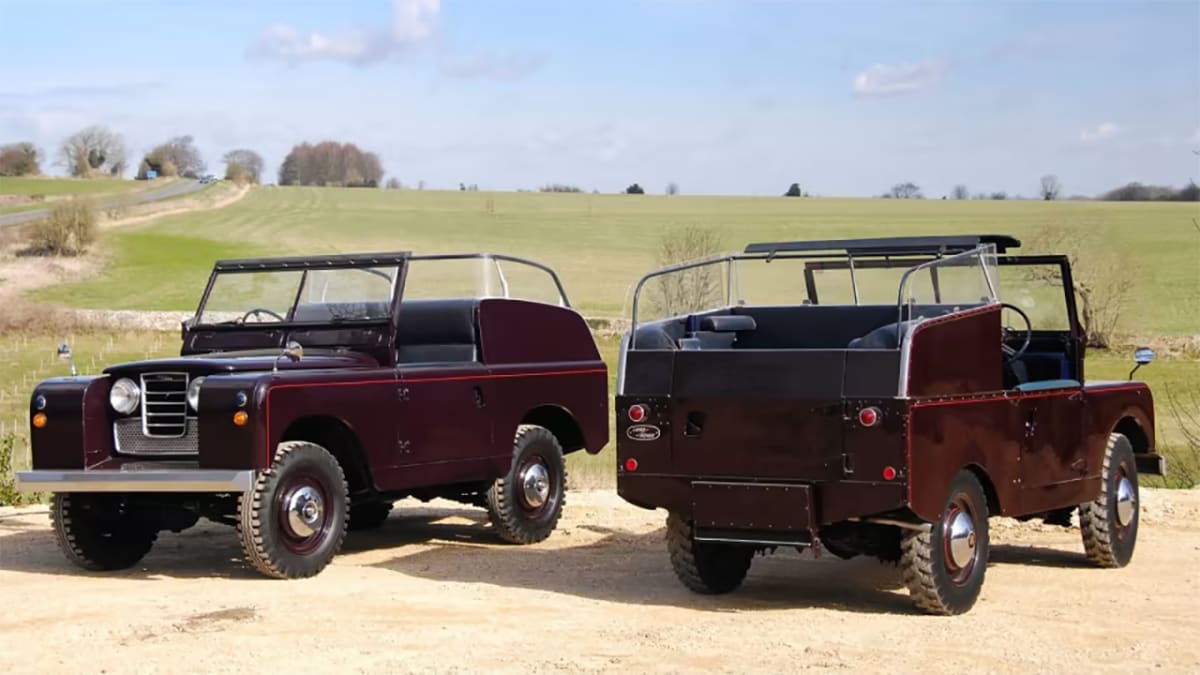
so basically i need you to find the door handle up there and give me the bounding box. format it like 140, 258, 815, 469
473, 386, 486, 408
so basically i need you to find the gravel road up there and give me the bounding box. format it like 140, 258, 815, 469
1, 488, 1197, 673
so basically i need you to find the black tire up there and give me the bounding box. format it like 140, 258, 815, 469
50, 493, 157, 571
238, 441, 349, 579
665, 512, 754, 594
901, 470, 990, 615
1080, 433, 1139, 568
486, 424, 566, 544
348, 500, 393, 532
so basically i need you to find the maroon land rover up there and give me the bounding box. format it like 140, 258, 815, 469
616, 235, 1162, 615
18, 252, 608, 579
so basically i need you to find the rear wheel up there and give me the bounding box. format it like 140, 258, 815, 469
1080, 433, 1139, 567
238, 441, 349, 579
51, 493, 158, 571
665, 512, 754, 594
486, 425, 566, 544
901, 470, 990, 615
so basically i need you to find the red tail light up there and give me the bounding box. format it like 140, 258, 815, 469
858, 406, 880, 427
628, 404, 648, 423
882, 466, 897, 481
624, 458, 639, 472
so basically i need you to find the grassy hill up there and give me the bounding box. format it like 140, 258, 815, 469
34, 187, 1200, 335
0, 176, 142, 197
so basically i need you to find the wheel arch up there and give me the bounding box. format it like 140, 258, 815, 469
1112, 416, 1150, 455
279, 415, 376, 498
963, 463, 1001, 518
520, 404, 585, 454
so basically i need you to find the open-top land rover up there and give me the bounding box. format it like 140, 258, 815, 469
615, 235, 1162, 615
18, 252, 608, 578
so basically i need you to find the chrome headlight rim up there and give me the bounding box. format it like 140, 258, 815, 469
187, 376, 206, 411
109, 378, 141, 415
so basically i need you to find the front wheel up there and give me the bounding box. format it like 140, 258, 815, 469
51, 493, 158, 571
665, 512, 754, 594
486, 425, 566, 544
238, 441, 349, 579
1079, 433, 1139, 567
901, 470, 990, 615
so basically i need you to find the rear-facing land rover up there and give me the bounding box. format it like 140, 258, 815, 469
18, 252, 608, 578
616, 235, 1162, 615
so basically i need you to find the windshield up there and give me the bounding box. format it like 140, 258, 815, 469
197, 266, 399, 325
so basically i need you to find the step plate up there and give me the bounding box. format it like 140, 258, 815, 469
691, 481, 814, 532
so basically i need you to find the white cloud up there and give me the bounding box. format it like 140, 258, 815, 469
1079, 122, 1120, 142
852, 60, 947, 96
247, 0, 439, 66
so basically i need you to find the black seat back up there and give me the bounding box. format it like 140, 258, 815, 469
395, 299, 480, 364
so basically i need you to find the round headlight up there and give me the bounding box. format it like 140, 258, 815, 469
187, 376, 206, 411
109, 378, 141, 414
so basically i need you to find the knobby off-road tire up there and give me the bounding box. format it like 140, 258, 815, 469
238, 441, 349, 579
348, 500, 394, 532
901, 470, 990, 615
51, 493, 158, 571
1079, 433, 1139, 568
665, 512, 754, 595
486, 424, 566, 544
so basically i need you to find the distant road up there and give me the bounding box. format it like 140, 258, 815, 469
0, 179, 208, 228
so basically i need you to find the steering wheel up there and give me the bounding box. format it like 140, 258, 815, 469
999, 302, 1033, 363
240, 308, 286, 323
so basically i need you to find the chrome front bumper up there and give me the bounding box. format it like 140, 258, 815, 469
15, 469, 256, 493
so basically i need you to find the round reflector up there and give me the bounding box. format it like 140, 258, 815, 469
624, 458, 639, 472
628, 404, 648, 423
882, 466, 897, 481
233, 411, 249, 427
32, 412, 47, 429
858, 407, 880, 427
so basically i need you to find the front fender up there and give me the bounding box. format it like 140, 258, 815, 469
28, 376, 112, 470
195, 373, 272, 470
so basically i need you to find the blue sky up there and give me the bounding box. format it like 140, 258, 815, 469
1, 0, 1197, 196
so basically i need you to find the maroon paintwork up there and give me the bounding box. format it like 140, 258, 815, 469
615, 242, 1164, 546
27, 255, 608, 505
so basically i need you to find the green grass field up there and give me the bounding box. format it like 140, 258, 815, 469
0, 176, 142, 197
35, 187, 1200, 335
5, 186, 1199, 495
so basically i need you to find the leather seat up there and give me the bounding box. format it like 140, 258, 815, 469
394, 299, 480, 363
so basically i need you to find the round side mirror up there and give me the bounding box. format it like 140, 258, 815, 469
1134, 347, 1154, 365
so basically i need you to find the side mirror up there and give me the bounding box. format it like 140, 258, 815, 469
272, 340, 304, 374
56, 343, 77, 377
1129, 347, 1154, 380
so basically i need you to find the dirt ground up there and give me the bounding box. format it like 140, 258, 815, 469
1, 488, 1198, 674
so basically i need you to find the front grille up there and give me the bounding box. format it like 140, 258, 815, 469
140, 372, 189, 437
114, 417, 198, 455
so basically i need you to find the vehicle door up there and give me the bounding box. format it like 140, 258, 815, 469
997, 256, 1087, 508
396, 364, 493, 476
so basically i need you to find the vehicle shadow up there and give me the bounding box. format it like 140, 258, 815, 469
0, 504, 493, 581
988, 544, 1094, 569
370, 522, 917, 615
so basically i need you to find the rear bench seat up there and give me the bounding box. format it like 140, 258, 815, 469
394, 298, 480, 364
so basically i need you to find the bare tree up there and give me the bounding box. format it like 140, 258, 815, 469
58, 125, 127, 177
1025, 220, 1133, 348
890, 182, 922, 199
0, 142, 41, 176
384, 177, 402, 190
222, 149, 264, 183
665, 182, 679, 196
141, 135, 205, 178
1040, 174, 1061, 201
951, 184, 969, 200
278, 141, 383, 187
648, 226, 724, 317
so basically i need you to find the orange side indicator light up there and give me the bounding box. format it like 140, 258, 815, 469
232, 411, 249, 427
32, 413, 47, 429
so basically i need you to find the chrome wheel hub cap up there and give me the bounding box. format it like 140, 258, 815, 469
1116, 476, 1136, 527
947, 510, 977, 569
285, 486, 324, 538
520, 462, 550, 509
